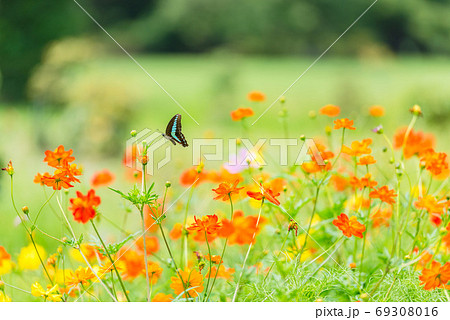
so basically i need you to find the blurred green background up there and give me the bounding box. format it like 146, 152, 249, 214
1, 0, 450, 287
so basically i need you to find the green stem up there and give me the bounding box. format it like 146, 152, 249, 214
203, 230, 213, 301
90, 220, 130, 302
232, 198, 264, 302
263, 228, 290, 283
206, 196, 233, 300
33, 190, 57, 225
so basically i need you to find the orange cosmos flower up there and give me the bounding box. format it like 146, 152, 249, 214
151, 293, 173, 302
34, 172, 50, 186
371, 207, 392, 228
145, 262, 163, 284
419, 261, 450, 291
330, 174, 349, 191
65, 266, 95, 289
357, 155, 376, 165
247, 90, 266, 102
179, 167, 209, 186
342, 139, 372, 157
420, 149, 448, 176
212, 179, 243, 201
334, 118, 355, 130
204, 255, 222, 264
187, 215, 222, 235
218, 210, 266, 245
69, 189, 101, 223
118, 248, 145, 280
349, 173, 378, 190
136, 235, 160, 255
170, 268, 204, 298
393, 127, 434, 159
369, 105, 385, 117
369, 186, 397, 205
231, 107, 254, 121
98, 260, 126, 276
415, 195, 447, 226
44, 145, 75, 168
332, 213, 366, 238
91, 169, 115, 188
169, 223, 183, 240
319, 104, 340, 117
247, 184, 281, 206
206, 265, 235, 279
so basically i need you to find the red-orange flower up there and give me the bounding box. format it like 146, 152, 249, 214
169, 223, 183, 240
187, 215, 222, 235
342, 139, 372, 157
69, 189, 101, 223
357, 155, 376, 166
91, 169, 115, 188
212, 179, 243, 201
419, 261, 450, 290
393, 127, 434, 159
332, 213, 366, 238
349, 173, 377, 190
136, 236, 160, 255
231, 107, 254, 121
145, 262, 163, 284
247, 184, 280, 206
319, 104, 340, 117
218, 210, 267, 245
369, 186, 397, 205
206, 265, 235, 279
334, 118, 355, 130
204, 254, 222, 264
170, 268, 204, 298
247, 91, 266, 102
369, 105, 385, 117
371, 207, 392, 228
118, 248, 145, 280
420, 149, 448, 176
330, 174, 349, 191
44, 145, 75, 168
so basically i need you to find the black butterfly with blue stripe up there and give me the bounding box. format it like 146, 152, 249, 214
162, 114, 189, 147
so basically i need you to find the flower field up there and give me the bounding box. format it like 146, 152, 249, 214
0, 82, 449, 302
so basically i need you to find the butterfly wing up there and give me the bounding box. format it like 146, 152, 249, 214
174, 114, 189, 147
164, 114, 188, 147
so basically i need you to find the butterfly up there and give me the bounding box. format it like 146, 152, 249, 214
162, 114, 189, 147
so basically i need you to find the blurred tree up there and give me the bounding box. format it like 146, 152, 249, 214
0, 1, 87, 100
1, 0, 449, 101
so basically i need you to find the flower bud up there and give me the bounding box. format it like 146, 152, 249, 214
22, 206, 29, 215
198, 261, 206, 272
382, 147, 388, 153
325, 125, 332, 135
165, 181, 172, 188
288, 219, 298, 236
308, 111, 317, 119
371, 125, 383, 134
57, 246, 63, 254
1, 161, 14, 176
130, 130, 137, 137
279, 96, 286, 104
0, 280, 4, 291
409, 104, 422, 116
300, 135, 306, 141
360, 293, 369, 301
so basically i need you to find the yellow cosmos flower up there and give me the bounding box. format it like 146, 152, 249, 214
31, 282, 62, 302
0, 291, 12, 302
18, 244, 47, 270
